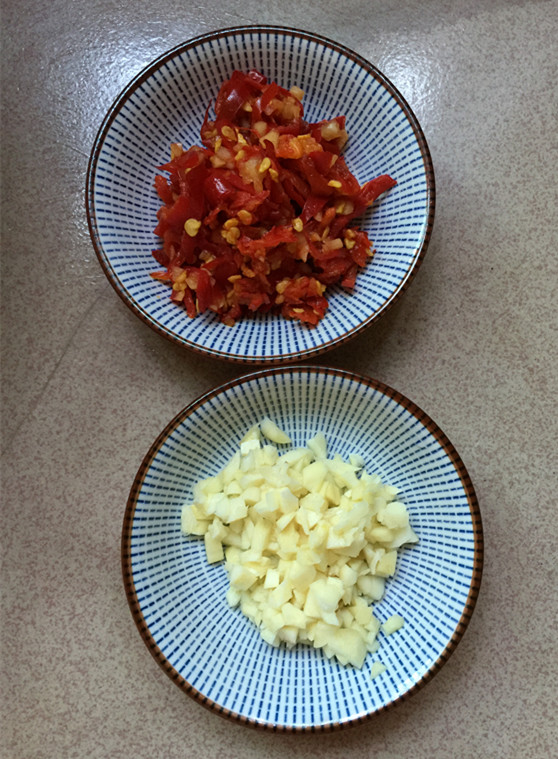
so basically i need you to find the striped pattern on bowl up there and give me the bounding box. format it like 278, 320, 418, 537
87, 26, 435, 363
122, 367, 482, 730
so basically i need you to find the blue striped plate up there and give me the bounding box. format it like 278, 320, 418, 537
122, 367, 482, 730
87, 26, 435, 363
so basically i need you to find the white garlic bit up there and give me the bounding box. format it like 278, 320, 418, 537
181, 422, 417, 668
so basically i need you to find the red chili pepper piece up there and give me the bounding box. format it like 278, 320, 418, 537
150, 69, 396, 326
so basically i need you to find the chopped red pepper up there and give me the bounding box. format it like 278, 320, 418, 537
151, 70, 396, 326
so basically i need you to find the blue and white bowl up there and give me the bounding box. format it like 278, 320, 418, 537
87, 26, 435, 363
122, 366, 482, 730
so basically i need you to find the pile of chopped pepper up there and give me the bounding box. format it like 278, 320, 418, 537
151, 69, 396, 326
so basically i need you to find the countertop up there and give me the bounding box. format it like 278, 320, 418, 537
2, 1, 557, 757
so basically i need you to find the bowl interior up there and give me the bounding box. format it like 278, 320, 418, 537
88, 26, 434, 362
123, 367, 482, 730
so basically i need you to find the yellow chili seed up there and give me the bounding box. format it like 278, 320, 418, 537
328, 179, 342, 188
221, 125, 236, 141
344, 239, 356, 249
237, 209, 253, 225
223, 218, 239, 229
184, 218, 201, 237
258, 156, 271, 173
269, 168, 279, 181
221, 227, 240, 244
292, 218, 304, 232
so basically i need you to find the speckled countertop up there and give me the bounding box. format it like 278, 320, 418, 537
2, 1, 557, 757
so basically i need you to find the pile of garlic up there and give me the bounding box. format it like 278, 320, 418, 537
181, 418, 418, 668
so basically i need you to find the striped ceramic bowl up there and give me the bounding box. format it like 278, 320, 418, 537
122, 366, 482, 730
86, 26, 434, 363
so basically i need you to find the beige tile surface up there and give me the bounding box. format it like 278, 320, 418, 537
1, 1, 557, 757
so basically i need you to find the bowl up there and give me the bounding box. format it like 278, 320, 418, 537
122, 366, 482, 730
87, 25, 435, 364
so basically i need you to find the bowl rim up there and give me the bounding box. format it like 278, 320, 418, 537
86, 24, 435, 364
122, 365, 483, 731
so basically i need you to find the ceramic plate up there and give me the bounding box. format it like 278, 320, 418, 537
122, 366, 482, 730
87, 26, 435, 363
